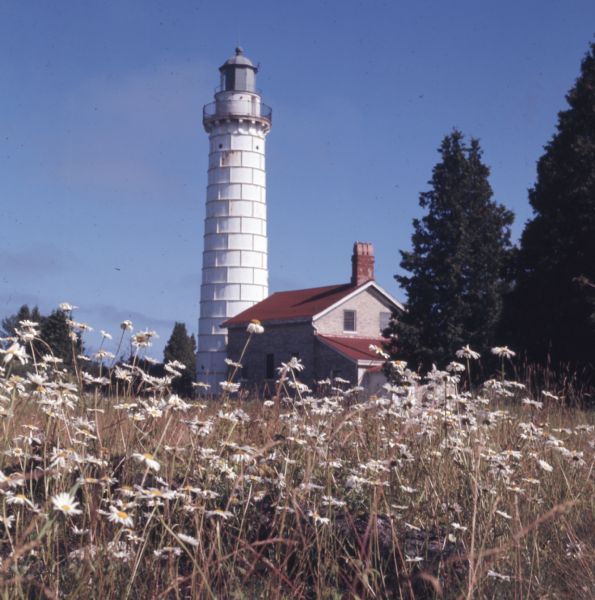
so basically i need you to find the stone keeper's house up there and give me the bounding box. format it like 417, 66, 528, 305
223, 243, 404, 392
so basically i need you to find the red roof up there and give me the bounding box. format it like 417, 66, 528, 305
317, 335, 386, 363
223, 283, 356, 325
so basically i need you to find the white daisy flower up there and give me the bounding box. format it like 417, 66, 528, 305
456, 345, 480, 360
178, 532, 199, 547
537, 459, 553, 472
108, 505, 134, 527
52, 492, 82, 516
205, 509, 233, 520
132, 452, 160, 472
246, 319, 264, 334
120, 320, 133, 331
0, 342, 28, 365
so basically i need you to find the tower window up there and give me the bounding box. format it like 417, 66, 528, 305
343, 310, 356, 332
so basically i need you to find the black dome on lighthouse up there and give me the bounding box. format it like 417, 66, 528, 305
220, 47, 257, 71
219, 47, 258, 92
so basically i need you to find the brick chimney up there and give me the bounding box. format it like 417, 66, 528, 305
351, 242, 375, 286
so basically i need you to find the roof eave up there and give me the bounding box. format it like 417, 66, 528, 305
316, 334, 384, 364
312, 280, 405, 322
224, 316, 312, 328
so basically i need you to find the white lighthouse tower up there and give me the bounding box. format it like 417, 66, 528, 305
197, 48, 272, 388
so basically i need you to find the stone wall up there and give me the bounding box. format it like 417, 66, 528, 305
227, 321, 316, 387
314, 287, 393, 337
313, 337, 358, 383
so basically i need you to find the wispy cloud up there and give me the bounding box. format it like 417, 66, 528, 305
0, 244, 79, 278
81, 303, 175, 330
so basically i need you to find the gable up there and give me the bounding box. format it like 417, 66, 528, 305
313, 283, 402, 337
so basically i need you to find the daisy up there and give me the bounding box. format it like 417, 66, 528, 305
491, 346, 516, 359
205, 509, 233, 520
246, 319, 264, 334
307, 510, 330, 525
108, 505, 134, 527
537, 459, 553, 472
145, 406, 163, 419
495, 510, 512, 520
0, 514, 15, 529
405, 556, 424, 563
144, 487, 176, 500
219, 381, 240, 393
522, 398, 543, 409
178, 532, 199, 547
487, 570, 511, 582
224, 358, 243, 368
369, 344, 390, 359
131, 330, 158, 348
52, 492, 82, 515
58, 302, 77, 312
456, 345, 480, 360
167, 394, 190, 411
0, 342, 28, 365
192, 381, 211, 389
118, 485, 136, 497
132, 452, 160, 472
6, 493, 35, 509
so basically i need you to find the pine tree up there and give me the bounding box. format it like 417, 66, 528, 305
386, 130, 514, 370
502, 42, 595, 369
1, 305, 42, 340
163, 322, 197, 397
40, 309, 78, 365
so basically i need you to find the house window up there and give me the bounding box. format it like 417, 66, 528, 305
343, 310, 356, 332
379, 312, 391, 334
265, 353, 275, 379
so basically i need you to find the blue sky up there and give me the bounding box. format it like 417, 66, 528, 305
1, 0, 593, 357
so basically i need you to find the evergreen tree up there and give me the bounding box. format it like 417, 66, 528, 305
1, 305, 42, 340
502, 42, 595, 369
163, 322, 197, 397
39, 309, 78, 365
386, 130, 513, 370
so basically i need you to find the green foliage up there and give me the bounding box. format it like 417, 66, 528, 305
0, 304, 42, 340
1, 305, 83, 367
163, 322, 197, 397
40, 309, 79, 365
387, 130, 513, 370
502, 42, 595, 370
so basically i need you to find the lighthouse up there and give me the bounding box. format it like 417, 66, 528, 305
197, 48, 272, 389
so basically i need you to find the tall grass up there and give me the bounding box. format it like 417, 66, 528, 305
0, 317, 593, 598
